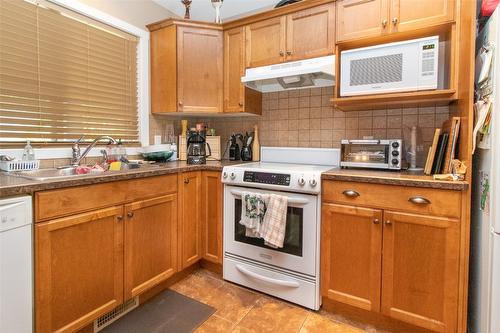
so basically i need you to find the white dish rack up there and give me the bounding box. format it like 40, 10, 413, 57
0, 160, 40, 172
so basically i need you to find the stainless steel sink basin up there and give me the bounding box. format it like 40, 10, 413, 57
13, 167, 82, 181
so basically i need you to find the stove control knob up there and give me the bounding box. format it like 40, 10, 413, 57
223, 172, 228, 179
309, 179, 317, 187
298, 177, 306, 186
230, 172, 236, 180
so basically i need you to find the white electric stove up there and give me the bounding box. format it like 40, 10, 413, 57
221, 147, 340, 310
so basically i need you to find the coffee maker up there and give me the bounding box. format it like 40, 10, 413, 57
187, 127, 211, 164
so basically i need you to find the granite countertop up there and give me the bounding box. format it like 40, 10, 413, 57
0, 160, 246, 198
0, 161, 469, 198
322, 168, 468, 191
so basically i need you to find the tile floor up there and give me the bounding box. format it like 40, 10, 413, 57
169, 269, 388, 333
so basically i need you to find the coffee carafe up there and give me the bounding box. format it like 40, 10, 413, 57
187, 128, 211, 165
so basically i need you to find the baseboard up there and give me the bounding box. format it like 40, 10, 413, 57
200, 259, 222, 275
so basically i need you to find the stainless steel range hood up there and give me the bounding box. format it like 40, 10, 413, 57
241, 55, 335, 93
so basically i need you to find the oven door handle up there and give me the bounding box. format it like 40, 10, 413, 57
230, 189, 310, 206
236, 264, 300, 288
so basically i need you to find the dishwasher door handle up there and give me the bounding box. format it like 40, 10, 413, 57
236, 264, 300, 288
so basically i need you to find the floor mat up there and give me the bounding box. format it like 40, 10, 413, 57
102, 289, 216, 333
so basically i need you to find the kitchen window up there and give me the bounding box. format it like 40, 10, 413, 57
0, 0, 140, 147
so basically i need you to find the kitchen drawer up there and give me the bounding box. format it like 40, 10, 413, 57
322, 180, 461, 218
35, 174, 177, 222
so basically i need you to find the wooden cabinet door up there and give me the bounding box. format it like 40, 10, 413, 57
201, 171, 223, 264
245, 16, 286, 68
224, 27, 245, 113
286, 4, 335, 61
321, 204, 383, 312
336, 0, 389, 42
177, 26, 223, 113
381, 211, 460, 333
178, 171, 202, 268
124, 194, 178, 299
390, 0, 454, 33
35, 207, 124, 333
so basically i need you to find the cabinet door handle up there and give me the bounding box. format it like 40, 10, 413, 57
408, 196, 431, 205
127, 212, 134, 218
286, 50, 292, 56
385, 220, 392, 226
279, 50, 284, 56
342, 190, 360, 198
373, 218, 380, 224
117, 216, 123, 221
184, 178, 190, 184
392, 17, 398, 25
382, 19, 388, 27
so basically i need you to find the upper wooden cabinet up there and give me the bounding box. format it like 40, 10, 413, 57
322, 203, 383, 312
149, 20, 223, 114
124, 194, 178, 299
381, 210, 460, 333
35, 207, 124, 333
336, 0, 454, 42
336, 0, 389, 42
223, 27, 262, 114
245, 3, 335, 67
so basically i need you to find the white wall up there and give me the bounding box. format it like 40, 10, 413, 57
79, 0, 178, 30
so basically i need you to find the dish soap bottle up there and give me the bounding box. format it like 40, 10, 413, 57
252, 125, 260, 161
22, 140, 35, 161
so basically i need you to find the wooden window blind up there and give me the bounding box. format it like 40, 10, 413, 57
0, 0, 139, 147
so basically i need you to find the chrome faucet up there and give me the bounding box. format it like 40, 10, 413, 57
71, 136, 118, 166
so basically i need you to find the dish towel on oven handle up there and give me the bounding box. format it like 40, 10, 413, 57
239, 191, 268, 238
260, 194, 288, 249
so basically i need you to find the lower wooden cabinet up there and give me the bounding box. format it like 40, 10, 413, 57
35, 207, 125, 333
321, 182, 462, 333
178, 171, 202, 269
124, 194, 178, 299
321, 203, 382, 312
201, 171, 223, 263
381, 210, 460, 333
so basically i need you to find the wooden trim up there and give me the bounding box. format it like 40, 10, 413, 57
200, 259, 223, 275
147, 18, 223, 32
223, 0, 335, 30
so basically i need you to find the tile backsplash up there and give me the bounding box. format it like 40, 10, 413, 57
184, 87, 449, 167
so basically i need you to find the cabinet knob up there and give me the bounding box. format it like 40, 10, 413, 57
238, 102, 243, 107
178, 101, 183, 106
286, 50, 292, 56
382, 19, 388, 27
373, 218, 380, 224
342, 189, 360, 198
408, 196, 431, 205
127, 212, 134, 218
279, 50, 284, 56
184, 178, 190, 184
385, 220, 392, 226
392, 17, 398, 25
117, 216, 123, 221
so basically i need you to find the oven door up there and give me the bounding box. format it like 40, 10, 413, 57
223, 185, 318, 277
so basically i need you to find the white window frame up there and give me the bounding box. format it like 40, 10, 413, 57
2, 0, 149, 159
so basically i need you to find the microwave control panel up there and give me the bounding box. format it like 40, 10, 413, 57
243, 171, 291, 186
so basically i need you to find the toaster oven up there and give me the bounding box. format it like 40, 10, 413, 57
340, 139, 403, 170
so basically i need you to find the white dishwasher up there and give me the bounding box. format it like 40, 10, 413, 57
0, 196, 33, 333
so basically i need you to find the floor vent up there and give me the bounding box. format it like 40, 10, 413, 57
94, 297, 139, 332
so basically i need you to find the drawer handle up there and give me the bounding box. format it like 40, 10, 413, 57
408, 196, 431, 205
342, 190, 360, 198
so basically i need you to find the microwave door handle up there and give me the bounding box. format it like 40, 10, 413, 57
348, 140, 380, 144
229, 189, 309, 206
236, 264, 300, 288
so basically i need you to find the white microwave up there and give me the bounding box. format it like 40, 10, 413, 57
340, 36, 439, 96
